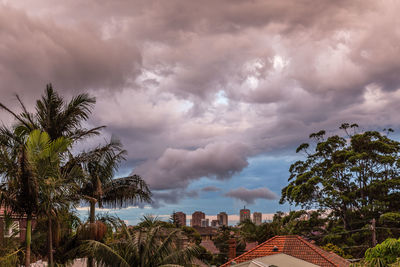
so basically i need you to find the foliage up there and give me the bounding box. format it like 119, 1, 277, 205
281, 124, 400, 231
364, 238, 400, 266
212, 226, 245, 265
0, 84, 103, 142
75, 218, 201, 267
181, 226, 202, 245
0, 212, 23, 266
0, 85, 152, 266
280, 124, 400, 257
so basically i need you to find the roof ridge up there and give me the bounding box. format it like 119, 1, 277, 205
220, 235, 281, 267
295, 236, 338, 267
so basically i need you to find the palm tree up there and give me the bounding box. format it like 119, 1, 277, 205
25, 130, 78, 267
0, 84, 104, 142
0, 85, 102, 265
78, 139, 151, 267
0, 128, 39, 267
79, 138, 152, 225
76, 217, 200, 267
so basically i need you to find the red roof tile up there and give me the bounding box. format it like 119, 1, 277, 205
220, 235, 350, 267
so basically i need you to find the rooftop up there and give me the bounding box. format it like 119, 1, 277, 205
220, 235, 350, 267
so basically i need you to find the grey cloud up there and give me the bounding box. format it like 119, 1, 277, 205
148, 189, 199, 209
135, 142, 250, 191
201, 186, 221, 192
0, 6, 141, 99
225, 187, 278, 204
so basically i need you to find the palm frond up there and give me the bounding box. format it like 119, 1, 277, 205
74, 240, 130, 267
69, 126, 106, 141
160, 244, 200, 266
101, 175, 152, 208
15, 94, 38, 128
0, 102, 33, 132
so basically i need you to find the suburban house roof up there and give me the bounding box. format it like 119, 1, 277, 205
232, 253, 320, 267
220, 235, 350, 267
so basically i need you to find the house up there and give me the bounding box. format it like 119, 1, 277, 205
0, 205, 34, 244
220, 235, 350, 267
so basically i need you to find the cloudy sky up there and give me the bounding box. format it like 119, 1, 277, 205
2, 0, 400, 224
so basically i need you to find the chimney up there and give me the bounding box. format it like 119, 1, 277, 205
228, 238, 236, 260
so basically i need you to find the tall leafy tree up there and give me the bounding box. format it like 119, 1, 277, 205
79, 139, 152, 225
25, 130, 77, 267
0, 85, 103, 265
78, 139, 151, 267
280, 124, 400, 231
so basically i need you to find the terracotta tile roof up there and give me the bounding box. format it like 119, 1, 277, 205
244, 242, 258, 251
220, 235, 350, 267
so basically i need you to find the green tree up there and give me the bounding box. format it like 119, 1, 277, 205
78, 139, 151, 267
280, 124, 400, 231
25, 130, 77, 267
0, 84, 103, 265
79, 138, 152, 226
364, 238, 400, 266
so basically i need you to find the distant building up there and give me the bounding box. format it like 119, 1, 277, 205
217, 212, 228, 226
191, 211, 205, 227
201, 218, 209, 227
240, 207, 251, 223
211, 219, 219, 228
173, 211, 186, 227
253, 212, 262, 225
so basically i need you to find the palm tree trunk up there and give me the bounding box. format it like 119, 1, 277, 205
88, 200, 96, 267
25, 213, 32, 267
48, 212, 54, 267
89, 200, 96, 223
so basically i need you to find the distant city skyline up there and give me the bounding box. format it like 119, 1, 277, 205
76, 206, 276, 226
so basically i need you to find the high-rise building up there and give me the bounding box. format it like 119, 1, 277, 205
173, 211, 186, 227
217, 212, 228, 226
240, 207, 250, 223
201, 218, 209, 227
191, 211, 205, 227
253, 212, 262, 225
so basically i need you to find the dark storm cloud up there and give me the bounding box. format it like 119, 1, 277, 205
134, 142, 250, 190
225, 187, 278, 204
0, 5, 141, 98
2, 0, 400, 207
202, 186, 221, 192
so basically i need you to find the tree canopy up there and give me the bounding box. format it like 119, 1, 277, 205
281, 124, 400, 231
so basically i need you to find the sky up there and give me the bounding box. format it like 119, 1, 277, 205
2, 0, 400, 225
